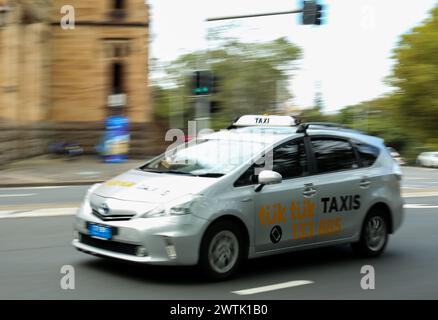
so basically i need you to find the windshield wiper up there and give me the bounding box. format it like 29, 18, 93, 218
137, 167, 165, 173
195, 173, 224, 178
163, 170, 196, 176
138, 167, 193, 175
138, 168, 222, 177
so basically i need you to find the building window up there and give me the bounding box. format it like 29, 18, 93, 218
112, 62, 124, 94
110, 0, 126, 19
103, 39, 131, 59
114, 0, 124, 10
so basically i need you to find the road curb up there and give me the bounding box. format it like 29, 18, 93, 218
0, 180, 104, 188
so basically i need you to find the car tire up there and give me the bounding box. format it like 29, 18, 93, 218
199, 220, 245, 281
351, 210, 389, 258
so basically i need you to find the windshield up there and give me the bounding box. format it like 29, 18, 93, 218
140, 139, 266, 177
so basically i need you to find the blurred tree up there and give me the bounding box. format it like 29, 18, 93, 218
299, 106, 327, 122
387, 5, 438, 148
152, 37, 302, 129
300, 83, 327, 123
333, 96, 412, 160
313, 81, 324, 112
330, 5, 438, 164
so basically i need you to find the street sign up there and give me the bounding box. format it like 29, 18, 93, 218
108, 94, 126, 107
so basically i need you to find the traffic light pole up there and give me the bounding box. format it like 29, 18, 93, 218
206, 9, 303, 22
203, 8, 303, 133
199, 2, 324, 133
195, 96, 210, 135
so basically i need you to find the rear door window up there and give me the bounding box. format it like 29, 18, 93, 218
311, 138, 359, 174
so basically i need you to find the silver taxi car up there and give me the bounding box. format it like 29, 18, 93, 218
73, 115, 404, 279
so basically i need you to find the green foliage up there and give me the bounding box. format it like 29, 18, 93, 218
152, 5, 438, 166
152, 37, 301, 130
299, 107, 328, 122
388, 5, 438, 145
330, 5, 438, 164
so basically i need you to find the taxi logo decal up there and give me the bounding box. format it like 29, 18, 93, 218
255, 117, 270, 124
270, 226, 282, 244
258, 196, 358, 242
321, 195, 361, 213
105, 180, 136, 187
258, 203, 287, 225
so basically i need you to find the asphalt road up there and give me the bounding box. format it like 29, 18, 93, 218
1, 166, 437, 208
402, 166, 438, 190
0, 185, 89, 207
0, 167, 437, 299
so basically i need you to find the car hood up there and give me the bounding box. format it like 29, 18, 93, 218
93, 169, 218, 204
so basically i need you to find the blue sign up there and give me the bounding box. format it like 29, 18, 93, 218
103, 116, 130, 163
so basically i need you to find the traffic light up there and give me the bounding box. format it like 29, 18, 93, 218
302, 1, 324, 25
315, 4, 323, 25
191, 70, 213, 96
209, 100, 221, 113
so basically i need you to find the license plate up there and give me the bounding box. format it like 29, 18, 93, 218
88, 223, 112, 240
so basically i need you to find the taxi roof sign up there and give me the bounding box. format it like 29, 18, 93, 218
233, 115, 300, 127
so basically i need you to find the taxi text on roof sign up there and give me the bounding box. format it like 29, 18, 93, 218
233, 115, 300, 127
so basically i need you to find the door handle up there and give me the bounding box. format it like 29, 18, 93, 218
360, 178, 371, 189
241, 198, 252, 203
303, 190, 316, 198
303, 184, 317, 198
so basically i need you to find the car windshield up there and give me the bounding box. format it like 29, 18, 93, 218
140, 139, 266, 177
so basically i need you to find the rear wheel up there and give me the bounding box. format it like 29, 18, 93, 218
352, 211, 388, 257
199, 220, 245, 280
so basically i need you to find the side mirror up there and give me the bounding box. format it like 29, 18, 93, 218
255, 170, 282, 192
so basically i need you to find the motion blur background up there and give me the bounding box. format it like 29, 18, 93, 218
0, 0, 438, 169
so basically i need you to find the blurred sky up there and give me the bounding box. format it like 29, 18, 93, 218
148, 0, 438, 112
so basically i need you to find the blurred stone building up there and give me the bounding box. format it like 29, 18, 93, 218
0, 0, 164, 166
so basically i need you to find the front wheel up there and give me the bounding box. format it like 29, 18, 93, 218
199, 221, 245, 280
352, 212, 389, 257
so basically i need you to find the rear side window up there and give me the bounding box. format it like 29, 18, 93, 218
311, 138, 359, 174
353, 141, 380, 167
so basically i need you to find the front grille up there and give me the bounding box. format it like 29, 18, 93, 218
92, 209, 134, 221
79, 233, 140, 256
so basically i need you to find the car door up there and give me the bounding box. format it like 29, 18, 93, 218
251, 138, 318, 253
307, 136, 365, 243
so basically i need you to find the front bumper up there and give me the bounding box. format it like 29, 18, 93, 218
73, 205, 208, 266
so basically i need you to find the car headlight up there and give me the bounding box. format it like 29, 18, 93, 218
140, 194, 203, 218
83, 183, 102, 203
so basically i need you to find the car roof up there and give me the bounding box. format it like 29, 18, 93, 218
202, 126, 383, 148
202, 128, 295, 144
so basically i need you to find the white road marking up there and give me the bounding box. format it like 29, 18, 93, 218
76, 171, 101, 176
403, 192, 438, 198
404, 204, 438, 209
232, 280, 314, 296
0, 207, 77, 219
0, 193, 36, 198
0, 186, 72, 191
